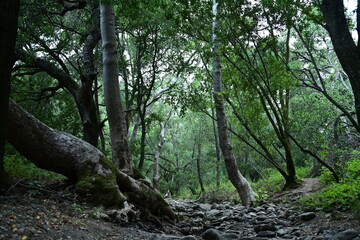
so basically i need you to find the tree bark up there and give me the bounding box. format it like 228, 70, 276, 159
212, 0, 256, 207
7, 99, 175, 219
0, 0, 20, 193
196, 136, 205, 193
211, 107, 221, 188
100, 2, 133, 174
321, 0, 360, 124
153, 122, 166, 190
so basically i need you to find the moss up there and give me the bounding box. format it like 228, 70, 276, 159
132, 168, 146, 180
75, 157, 126, 208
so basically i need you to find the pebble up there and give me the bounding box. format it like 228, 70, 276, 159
299, 212, 316, 221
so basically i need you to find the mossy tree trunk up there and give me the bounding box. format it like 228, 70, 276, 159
7, 99, 175, 220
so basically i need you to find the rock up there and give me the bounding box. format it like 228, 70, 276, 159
257, 230, 276, 237
207, 210, 222, 217
267, 207, 276, 212
222, 233, 239, 239
256, 215, 267, 221
277, 229, 287, 236
329, 230, 359, 240
199, 204, 213, 211
254, 224, 276, 233
248, 212, 257, 217
181, 236, 198, 240
201, 229, 223, 240
152, 234, 197, 240
299, 212, 316, 221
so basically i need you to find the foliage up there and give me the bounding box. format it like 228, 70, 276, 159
301, 156, 360, 212
4, 151, 65, 180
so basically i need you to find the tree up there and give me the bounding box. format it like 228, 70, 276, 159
15, 0, 102, 147
320, 0, 360, 126
100, 1, 133, 174
0, 0, 20, 193
212, 0, 256, 207
7, 99, 175, 219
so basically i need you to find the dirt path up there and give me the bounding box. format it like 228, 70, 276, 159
269, 178, 324, 204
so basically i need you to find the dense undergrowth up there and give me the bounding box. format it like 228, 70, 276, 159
3, 149, 360, 214
300, 157, 360, 214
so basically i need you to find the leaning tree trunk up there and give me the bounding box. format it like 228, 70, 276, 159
7, 99, 175, 220
100, 2, 133, 174
321, 0, 360, 125
0, 0, 20, 193
212, 0, 256, 207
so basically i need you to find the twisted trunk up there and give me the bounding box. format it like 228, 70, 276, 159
7, 99, 175, 220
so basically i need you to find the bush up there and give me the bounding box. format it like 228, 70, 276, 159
4, 152, 66, 180
301, 156, 360, 212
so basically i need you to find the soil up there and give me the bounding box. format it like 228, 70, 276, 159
0, 178, 359, 240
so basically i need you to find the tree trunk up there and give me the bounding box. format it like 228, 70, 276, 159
7, 99, 175, 219
321, 0, 360, 124
138, 112, 146, 169
196, 138, 205, 193
0, 0, 20, 193
79, 0, 101, 147
211, 107, 221, 188
100, 2, 133, 174
212, 0, 256, 207
153, 122, 166, 190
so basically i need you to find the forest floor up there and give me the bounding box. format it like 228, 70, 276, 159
0, 178, 359, 240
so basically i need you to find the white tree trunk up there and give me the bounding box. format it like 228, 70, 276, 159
212, 0, 256, 207
100, 2, 133, 174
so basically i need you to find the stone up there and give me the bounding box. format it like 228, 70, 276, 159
199, 204, 213, 211
329, 230, 359, 240
277, 229, 287, 236
248, 212, 257, 217
254, 224, 276, 233
267, 207, 276, 212
207, 210, 222, 217
222, 233, 239, 239
257, 230, 276, 237
299, 212, 316, 221
180, 236, 198, 240
256, 215, 267, 221
201, 228, 223, 240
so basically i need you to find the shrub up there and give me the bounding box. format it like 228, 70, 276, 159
4, 152, 66, 180
301, 156, 360, 212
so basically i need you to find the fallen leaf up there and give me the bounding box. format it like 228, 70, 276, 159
21, 236, 28, 240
